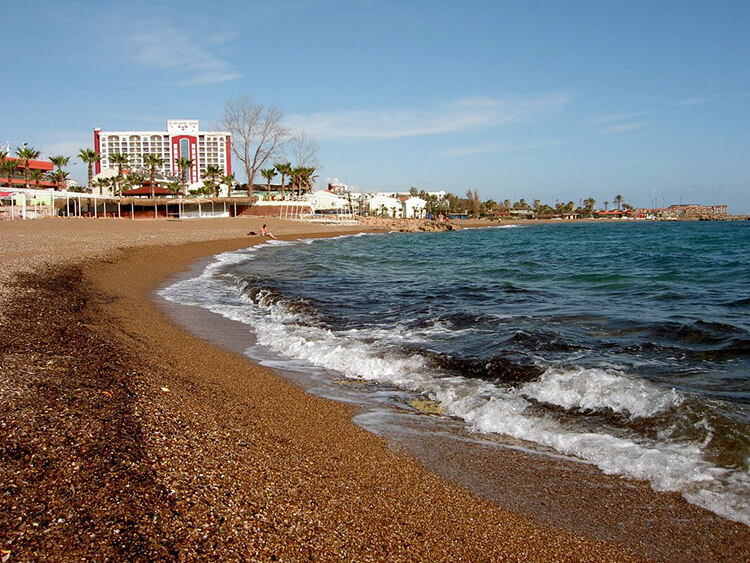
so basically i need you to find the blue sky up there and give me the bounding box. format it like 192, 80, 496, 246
3, 0, 749, 212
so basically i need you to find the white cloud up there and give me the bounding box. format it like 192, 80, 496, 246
441, 140, 566, 158
604, 120, 652, 133
33, 133, 96, 185
598, 109, 653, 133
287, 93, 570, 140
599, 110, 653, 123
125, 26, 241, 86
677, 97, 710, 105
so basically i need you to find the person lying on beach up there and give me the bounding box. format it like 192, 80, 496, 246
247, 225, 277, 239
259, 224, 277, 239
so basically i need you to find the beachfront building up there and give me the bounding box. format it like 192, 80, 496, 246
93, 120, 232, 186
366, 194, 428, 218
0, 156, 54, 189
368, 194, 402, 217
308, 189, 350, 212
403, 196, 428, 218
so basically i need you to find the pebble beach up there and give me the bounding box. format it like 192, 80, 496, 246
1, 217, 747, 562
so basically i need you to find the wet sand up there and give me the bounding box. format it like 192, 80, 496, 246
1, 216, 747, 561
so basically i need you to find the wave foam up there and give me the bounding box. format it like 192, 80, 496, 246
520, 366, 683, 419
158, 241, 750, 526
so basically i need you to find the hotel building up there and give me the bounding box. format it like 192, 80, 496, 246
93, 120, 232, 184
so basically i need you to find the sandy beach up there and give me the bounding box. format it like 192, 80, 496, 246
1, 217, 747, 562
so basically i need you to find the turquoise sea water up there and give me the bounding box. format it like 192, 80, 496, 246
160, 221, 750, 525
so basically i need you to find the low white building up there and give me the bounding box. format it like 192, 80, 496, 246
368, 194, 402, 217
367, 194, 428, 218
403, 196, 427, 218
308, 190, 351, 212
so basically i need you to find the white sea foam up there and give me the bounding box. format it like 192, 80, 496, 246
520, 366, 683, 419
158, 242, 750, 527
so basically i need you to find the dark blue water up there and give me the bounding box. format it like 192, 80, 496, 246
161, 221, 750, 524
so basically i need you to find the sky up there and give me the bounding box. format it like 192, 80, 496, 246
2, 0, 749, 212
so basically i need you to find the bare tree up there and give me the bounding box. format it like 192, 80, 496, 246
288, 130, 320, 169
219, 95, 289, 197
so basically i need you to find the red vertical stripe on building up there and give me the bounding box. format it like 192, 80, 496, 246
225, 136, 232, 176
93, 129, 101, 174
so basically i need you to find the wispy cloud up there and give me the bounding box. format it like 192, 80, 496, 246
125, 26, 241, 86
598, 110, 653, 133
36, 134, 92, 160
287, 93, 570, 140
604, 120, 652, 133
677, 97, 710, 105
599, 110, 653, 123
441, 140, 566, 158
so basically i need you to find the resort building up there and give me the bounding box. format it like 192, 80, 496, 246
0, 156, 54, 189
93, 120, 232, 185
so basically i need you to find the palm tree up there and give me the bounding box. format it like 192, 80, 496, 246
124, 172, 144, 191
48, 155, 70, 191
204, 164, 223, 197
142, 153, 164, 198
604, 201, 609, 211
177, 157, 193, 195
260, 167, 276, 199
109, 152, 129, 196
48, 169, 70, 191
274, 161, 291, 199
15, 146, 40, 189
78, 148, 99, 193
166, 181, 181, 195
93, 177, 113, 196
1, 157, 18, 188
29, 169, 45, 189
614, 194, 623, 210
289, 166, 303, 198
222, 173, 236, 195
583, 197, 596, 215
300, 166, 317, 195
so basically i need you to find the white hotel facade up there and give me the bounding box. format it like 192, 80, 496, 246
94, 120, 232, 184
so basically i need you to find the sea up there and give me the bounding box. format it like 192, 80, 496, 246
159, 221, 750, 526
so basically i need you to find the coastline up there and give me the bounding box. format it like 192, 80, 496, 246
1, 217, 747, 561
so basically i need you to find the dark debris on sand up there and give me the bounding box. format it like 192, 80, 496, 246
0, 268, 182, 561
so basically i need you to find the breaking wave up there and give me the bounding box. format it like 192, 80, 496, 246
159, 228, 750, 526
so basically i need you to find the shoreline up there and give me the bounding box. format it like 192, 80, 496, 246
1, 217, 747, 561
155, 226, 750, 562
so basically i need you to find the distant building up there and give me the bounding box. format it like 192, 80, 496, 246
368, 194, 402, 217
668, 204, 729, 218
93, 120, 232, 185
327, 181, 348, 194
1, 156, 54, 189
